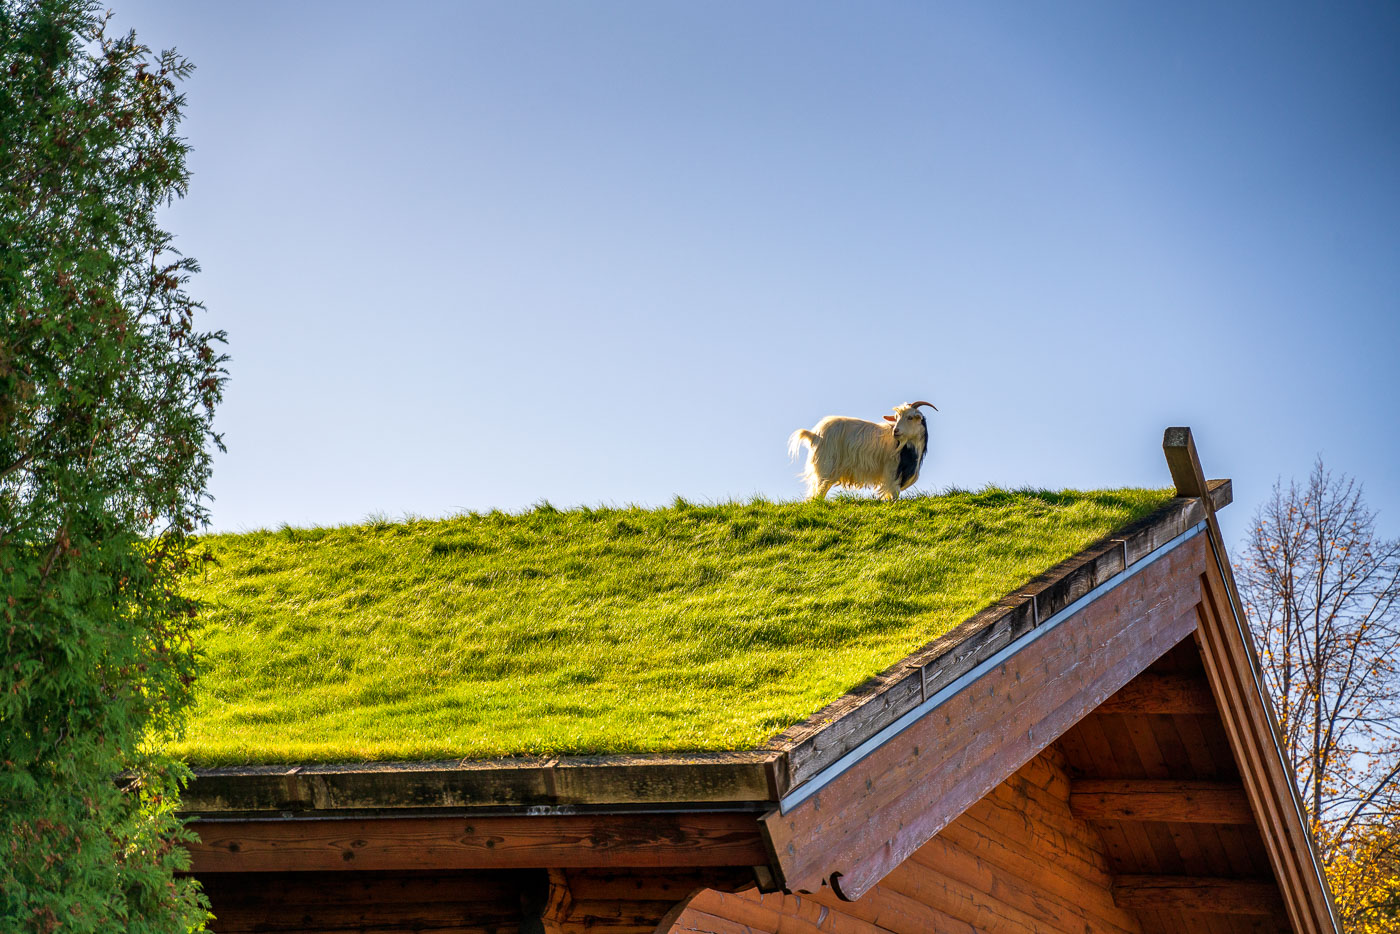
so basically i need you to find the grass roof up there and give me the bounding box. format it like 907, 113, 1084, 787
174, 489, 1175, 765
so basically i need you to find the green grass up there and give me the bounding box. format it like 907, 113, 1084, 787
173, 488, 1174, 765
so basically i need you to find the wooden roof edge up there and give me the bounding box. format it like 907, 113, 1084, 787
178, 473, 1235, 822
179, 749, 782, 818
1166, 428, 1344, 934
764, 480, 1231, 796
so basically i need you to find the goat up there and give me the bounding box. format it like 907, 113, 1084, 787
788, 401, 937, 501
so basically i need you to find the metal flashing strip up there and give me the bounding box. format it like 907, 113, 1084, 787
779, 520, 1208, 815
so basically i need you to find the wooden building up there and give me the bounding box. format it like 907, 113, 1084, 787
182, 429, 1341, 933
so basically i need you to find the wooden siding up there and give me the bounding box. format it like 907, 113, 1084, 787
665, 749, 1145, 934
188, 812, 768, 873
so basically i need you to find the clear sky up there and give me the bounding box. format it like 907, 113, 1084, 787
109, 1, 1400, 547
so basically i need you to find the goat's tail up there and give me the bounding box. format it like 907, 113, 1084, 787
788, 428, 819, 461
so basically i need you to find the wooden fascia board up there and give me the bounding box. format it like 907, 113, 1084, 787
180, 751, 779, 819
1165, 427, 1343, 934
185, 811, 770, 873
761, 517, 1212, 900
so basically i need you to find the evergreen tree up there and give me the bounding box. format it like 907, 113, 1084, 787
1, 1, 222, 929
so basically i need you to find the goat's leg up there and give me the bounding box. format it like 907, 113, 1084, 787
812, 479, 834, 501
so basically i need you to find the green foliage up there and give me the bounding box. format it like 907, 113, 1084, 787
177, 489, 1172, 764
1, 1, 222, 930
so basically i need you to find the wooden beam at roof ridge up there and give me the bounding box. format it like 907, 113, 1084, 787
1095, 672, 1216, 715
1112, 875, 1286, 916
1069, 779, 1254, 824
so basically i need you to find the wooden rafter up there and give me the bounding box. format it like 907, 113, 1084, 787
1068, 779, 1254, 824
1095, 672, 1216, 715
1112, 874, 1287, 916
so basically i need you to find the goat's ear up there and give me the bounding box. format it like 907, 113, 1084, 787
883, 415, 897, 422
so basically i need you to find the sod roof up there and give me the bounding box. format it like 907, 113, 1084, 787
176, 489, 1175, 765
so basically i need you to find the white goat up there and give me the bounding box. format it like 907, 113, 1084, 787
788, 401, 937, 501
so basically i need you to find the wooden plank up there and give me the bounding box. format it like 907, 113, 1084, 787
195, 868, 535, 934
1067, 710, 1131, 780
1095, 713, 1151, 777
947, 792, 1118, 890
763, 535, 1206, 899
188, 813, 767, 873
807, 883, 978, 934
911, 832, 1141, 934
566, 898, 697, 927
880, 857, 1121, 934
1142, 712, 1197, 783
1010, 749, 1072, 802
747, 890, 899, 934
1112, 876, 1286, 916
1171, 712, 1235, 781
205, 900, 521, 931
195, 868, 533, 907
1097, 674, 1217, 715
1069, 780, 1254, 824
183, 752, 777, 817
662, 908, 758, 934
684, 890, 893, 934
560, 867, 754, 901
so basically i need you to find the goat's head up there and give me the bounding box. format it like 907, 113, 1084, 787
883, 401, 937, 444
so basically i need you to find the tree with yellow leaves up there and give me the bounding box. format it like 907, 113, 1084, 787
1238, 461, 1400, 933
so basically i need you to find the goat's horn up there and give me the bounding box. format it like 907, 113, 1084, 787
911, 400, 939, 411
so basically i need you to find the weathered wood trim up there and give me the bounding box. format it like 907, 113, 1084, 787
1166, 427, 1343, 934
181, 752, 778, 818
1111, 875, 1286, 916
187, 812, 769, 873
1068, 779, 1254, 824
766, 482, 1232, 797
761, 529, 1209, 900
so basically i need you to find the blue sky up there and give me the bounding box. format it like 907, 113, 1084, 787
111, 2, 1400, 547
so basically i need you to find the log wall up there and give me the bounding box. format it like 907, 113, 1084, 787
666, 748, 1144, 934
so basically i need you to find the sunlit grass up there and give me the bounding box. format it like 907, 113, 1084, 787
173, 488, 1174, 765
